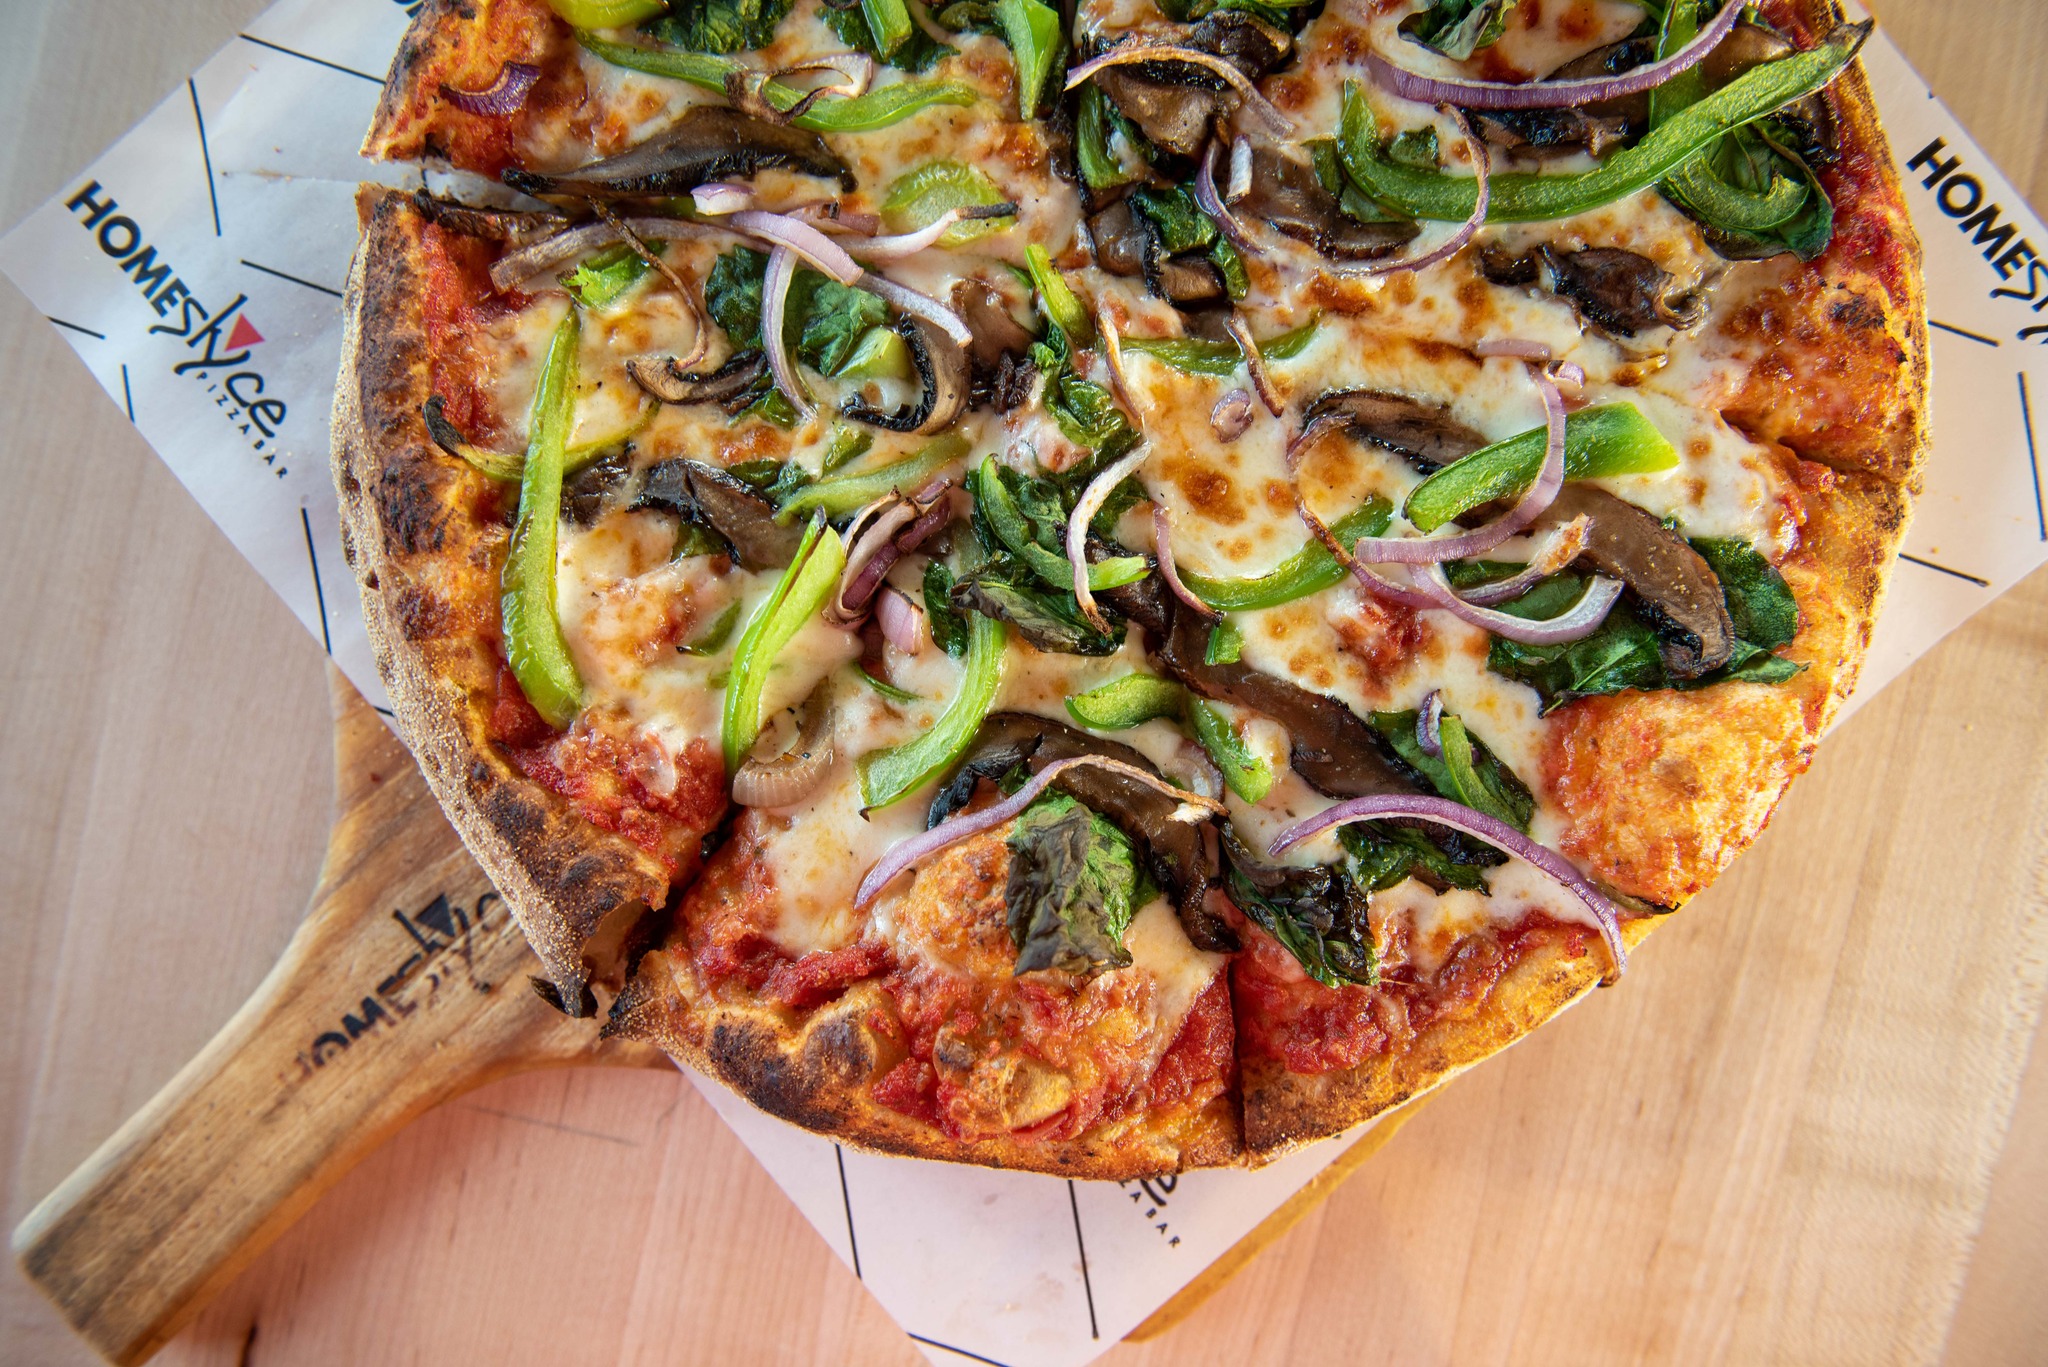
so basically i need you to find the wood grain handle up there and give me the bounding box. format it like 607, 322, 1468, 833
11, 670, 664, 1366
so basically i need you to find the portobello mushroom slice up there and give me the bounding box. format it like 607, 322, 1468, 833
1541, 247, 1706, 338
1088, 199, 1151, 278
840, 314, 969, 435
1151, 254, 1227, 308
1468, 38, 1653, 156
626, 351, 767, 405
1302, 389, 1488, 471
410, 189, 565, 243
631, 458, 806, 570
502, 106, 852, 199
929, 712, 1231, 948
563, 451, 630, 528
952, 280, 1038, 412
1535, 484, 1736, 677
1188, 11, 1293, 77
1094, 68, 1220, 160
1103, 571, 1423, 802
1240, 147, 1419, 261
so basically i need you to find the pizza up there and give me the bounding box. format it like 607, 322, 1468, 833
333, 0, 1924, 1175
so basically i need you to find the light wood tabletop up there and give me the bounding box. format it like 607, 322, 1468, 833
4, 1, 2047, 1363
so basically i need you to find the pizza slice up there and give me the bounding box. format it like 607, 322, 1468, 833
336, 0, 1923, 1172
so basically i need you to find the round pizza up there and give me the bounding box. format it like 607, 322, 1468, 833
333, 0, 1925, 1176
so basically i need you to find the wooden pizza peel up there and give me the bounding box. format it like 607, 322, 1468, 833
9, 665, 1398, 1365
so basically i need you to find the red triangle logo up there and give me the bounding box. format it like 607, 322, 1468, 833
225, 315, 264, 351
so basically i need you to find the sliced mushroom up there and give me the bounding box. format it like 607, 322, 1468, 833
1534, 485, 1735, 677
1151, 254, 1227, 307
1541, 247, 1705, 338
563, 451, 630, 528
930, 712, 1228, 945
626, 351, 767, 405
1468, 38, 1655, 156
631, 459, 806, 570
1088, 199, 1150, 278
410, 189, 566, 243
840, 314, 969, 434
1302, 389, 1488, 472
951, 280, 1036, 370
1188, 11, 1293, 77
1094, 67, 1220, 159
952, 280, 1038, 412
1240, 146, 1420, 261
1101, 571, 1425, 802
502, 106, 852, 200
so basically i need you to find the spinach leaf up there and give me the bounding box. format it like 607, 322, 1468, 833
1691, 536, 1798, 649
821, 0, 955, 72
1224, 832, 1378, 988
1369, 708, 1535, 832
951, 560, 1125, 655
641, 0, 795, 53
705, 247, 768, 346
562, 244, 654, 309
1664, 123, 1833, 261
790, 273, 888, 373
1398, 0, 1516, 60
923, 560, 972, 657
1006, 792, 1150, 974
1031, 330, 1140, 462
1339, 822, 1491, 893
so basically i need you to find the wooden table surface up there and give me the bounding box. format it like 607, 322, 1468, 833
4, 2, 2047, 1363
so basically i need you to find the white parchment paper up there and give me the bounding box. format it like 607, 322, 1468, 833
5, 4, 2044, 1362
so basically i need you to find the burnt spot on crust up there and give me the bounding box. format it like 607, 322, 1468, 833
376, 459, 458, 557
1828, 290, 1887, 332
393, 583, 453, 642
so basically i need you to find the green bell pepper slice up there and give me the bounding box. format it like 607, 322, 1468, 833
501, 309, 586, 730
1189, 700, 1273, 803
1024, 244, 1090, 341
547, 0, 666, 27
1179, 497, 1392, 611
777, 433, 969, 522
1402, 404, 1679, 533
720, 514, 846, 771
972, 458, 1150, 592
996, 0, 1063, 119
576, 34, 979, 132
859, 612, 1008, 809
1338, 23, 1868, 223
1120, 319, 1319, 378
1066, 673, 1186, 730
860, 0, 915, 57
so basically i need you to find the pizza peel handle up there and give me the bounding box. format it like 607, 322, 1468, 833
10, 667, 664, 1366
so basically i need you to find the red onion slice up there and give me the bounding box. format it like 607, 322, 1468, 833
858, 272, 975, 348
1226, 136, 1253, 203
691, 182, 756, 215
848, 203, 1018, 262
1347, 559, 1443, 611
441, 62, 541, 116
1416, 561, 1624, 643
1226, 311, 1282, 416
732, 691, 837, 810
877, 585, 928, 654
1268, 794, 1626, 979
795, 203, 885, 235
1415, 689, 1444, 758
488, 216, 719, 292
1475, 337, 1551, 361
729, 209, 864, 285
1211, 388, 1255, 441
1341, 359, 1566, 564
1153, 504, 1221, 621
762, 246, 815, 423
1456, 515, 1589, 605
1095, 301, 1143, 418
1343, 107, 1488, 278
1068, 446, 1149, 632
776, 52, 875, 99
855, 755, 1223, 909
1195, 142, 1259, 253
1366, 0, 1742, 111
1065, 42, 1295, 136
831, 496, 919, 622
1550, 359, 1587, 388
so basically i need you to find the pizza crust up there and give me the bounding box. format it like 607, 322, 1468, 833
333, 187, 687, 1013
